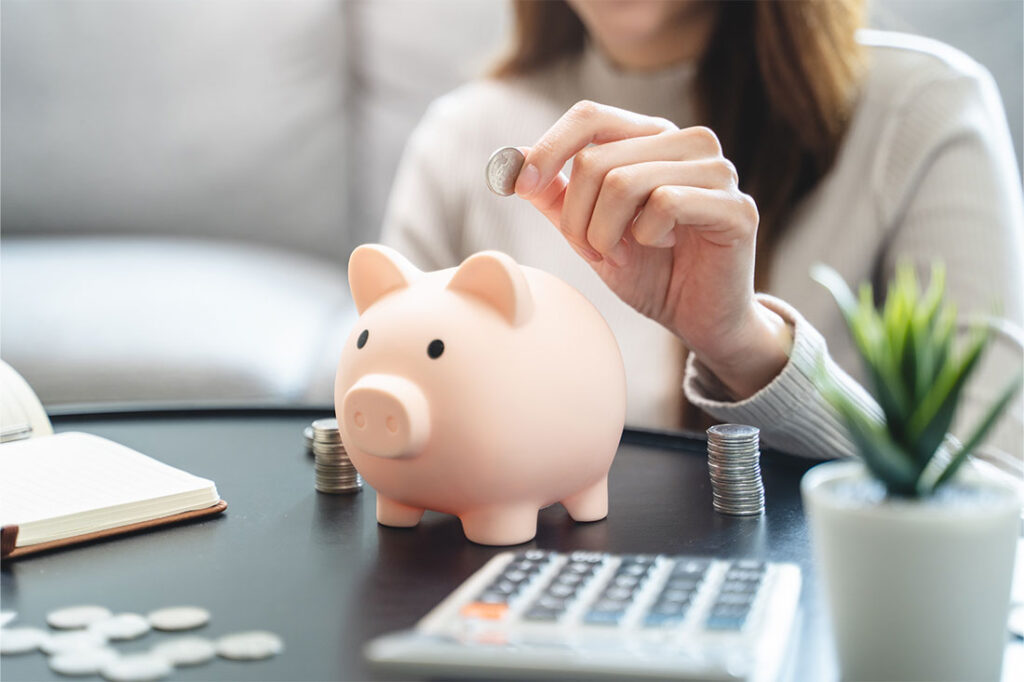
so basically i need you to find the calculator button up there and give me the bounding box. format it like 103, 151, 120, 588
536, 595, 570, 611
565, 562, 595, 575
612, 574, 641, 589
584, 610, 624, 625
706, 615, 746, 631
589, 599, 629, 613
671, 558, 712, 575
725, 569, 762, 582
706, 604, 751, 630
489, 581, 520, 596
650, 601, 689, 616
555, 573, 584, 586
601, 586, 634, 601
665, 576, 702, 592
616, 563, 649, 577
734, 560, 764, 571
546, 583, 577, 599
461, 602, 509, 620
523, 607, 562, 622
522, 550, 549, 561
659, 589, 693, 604
502, 570, 529, 583
643, 612, 686, 628
719, 580, 760, 594
569, 551, 606, 563
714, 592, 756, 607
477, 591, 508, 604
619, 554, 656, 565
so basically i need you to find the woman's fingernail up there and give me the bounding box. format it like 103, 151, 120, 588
516, 164, 539, 196
606, 240, 630, 267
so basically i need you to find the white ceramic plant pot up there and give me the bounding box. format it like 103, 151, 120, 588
802, 459, 1019, 682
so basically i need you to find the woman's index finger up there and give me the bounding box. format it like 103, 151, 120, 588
516, 100, 676, 198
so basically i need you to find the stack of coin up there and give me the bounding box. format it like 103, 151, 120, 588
706, 424, 764, 516
311, 419, 362, 494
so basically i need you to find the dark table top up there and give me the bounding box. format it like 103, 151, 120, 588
2, 408, 837, 681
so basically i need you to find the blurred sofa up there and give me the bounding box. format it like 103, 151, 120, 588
2, 0, 1020, 409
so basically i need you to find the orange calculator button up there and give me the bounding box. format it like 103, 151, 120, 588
460, 602, 509, 620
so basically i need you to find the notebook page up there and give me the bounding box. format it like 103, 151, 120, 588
0, 432, 217, 527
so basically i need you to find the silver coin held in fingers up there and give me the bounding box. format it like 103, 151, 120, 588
485, 147, 526, 196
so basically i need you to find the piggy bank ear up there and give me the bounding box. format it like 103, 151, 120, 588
348, 244, 421, 314
447, 251, 534, 327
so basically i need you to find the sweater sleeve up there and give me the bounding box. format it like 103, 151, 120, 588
684, 295, 881, 460
686, 62, 1023, 476
379, 102, 461, 271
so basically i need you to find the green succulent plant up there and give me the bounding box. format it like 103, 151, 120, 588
811, 262, 1021, 498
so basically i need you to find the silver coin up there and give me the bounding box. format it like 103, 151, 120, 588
303, 425, 314, 450
147, 606, 210, 632
47, 605, 112, 630
49, 646, 119, 676
707, 424, 760, 440
151, 636, 217, 666
216, 631, 283, 660
0, 612, 16, 628
485, 146, 525, 196
89, 613, 150, 641
100, 653, 172, 682
1, 626, 49, 655
41, 630, 107, 655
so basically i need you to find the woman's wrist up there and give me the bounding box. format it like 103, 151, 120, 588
693, 301, 794, 400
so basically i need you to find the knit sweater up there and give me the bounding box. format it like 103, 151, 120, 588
381, 30, 1024, 474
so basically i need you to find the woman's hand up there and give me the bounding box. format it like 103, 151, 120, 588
516, 100, 792, 398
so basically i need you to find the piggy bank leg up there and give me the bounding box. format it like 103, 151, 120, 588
459, 505, 538, 546
561, 475, 609, 522
376, 495, 424, 528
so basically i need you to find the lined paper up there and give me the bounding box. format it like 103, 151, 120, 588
0, 432, 219, 545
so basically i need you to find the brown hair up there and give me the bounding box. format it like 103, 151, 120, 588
491, 0, 866, 289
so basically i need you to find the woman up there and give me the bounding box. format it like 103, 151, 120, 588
382, 0, 1022, 473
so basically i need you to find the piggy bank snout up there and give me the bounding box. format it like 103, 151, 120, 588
342, 374, 430, 459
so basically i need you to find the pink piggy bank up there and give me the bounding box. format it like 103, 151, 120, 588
335, 245, 626, 545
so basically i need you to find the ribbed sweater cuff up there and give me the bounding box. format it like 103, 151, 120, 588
683, 294, 882, 459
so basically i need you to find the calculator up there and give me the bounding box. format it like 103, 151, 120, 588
365, 549, 802, 681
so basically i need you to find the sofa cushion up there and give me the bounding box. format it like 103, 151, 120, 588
1, 237, 355, 407
0, 0, 353, 260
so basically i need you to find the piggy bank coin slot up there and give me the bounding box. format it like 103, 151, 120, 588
357, 329, 369, 349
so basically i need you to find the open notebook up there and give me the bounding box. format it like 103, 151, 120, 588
0, 362, 225, 559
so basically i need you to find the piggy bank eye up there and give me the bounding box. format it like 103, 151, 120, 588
427, 339, 444, 359
357, 329, 369, 349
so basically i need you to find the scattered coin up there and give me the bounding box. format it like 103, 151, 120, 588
100, 653, 172, 682
0, 626, 49, 655
485, 146, 526, 196
312, 418, 362, 494
40, 630, 107, 655
216, 631, 283, 661
147, 606, 210, 632
47, 605, 112, 630
0, 612, 16, 628
49, 646, 120, 676
89, 613, 151, 641
707, 424, 765, 516
151, 636, 216, 667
